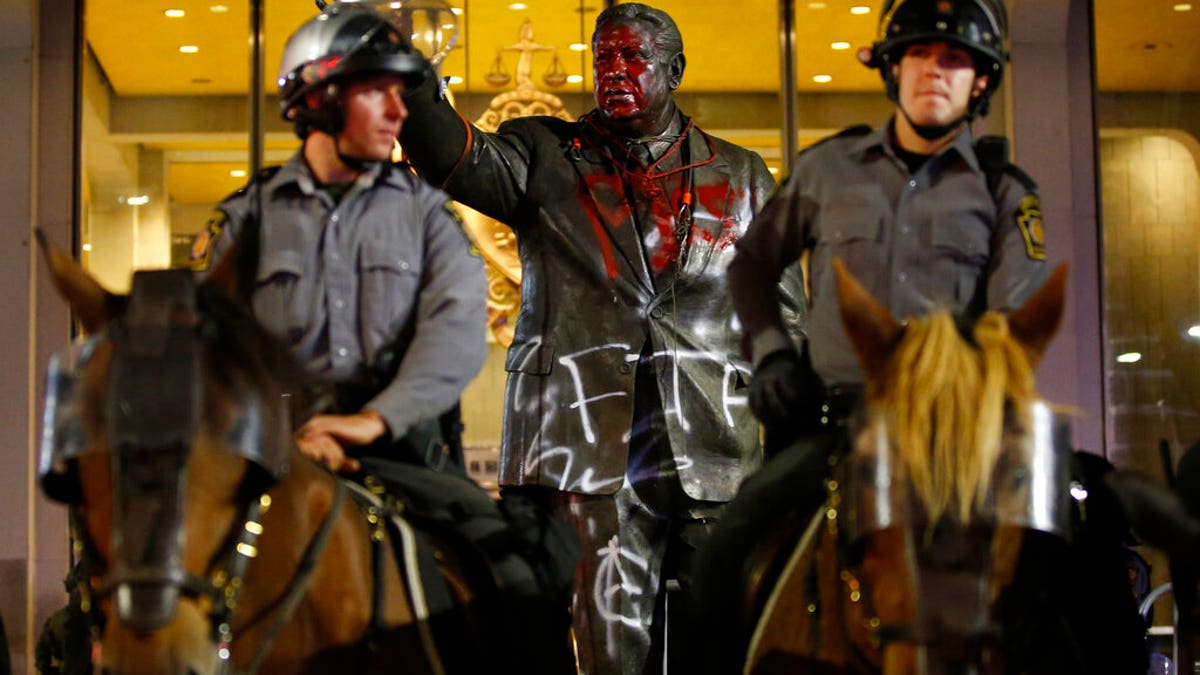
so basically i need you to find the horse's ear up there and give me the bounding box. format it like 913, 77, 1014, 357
202, 244, 240, 299
833, 257, 904, 381
35, 228, 116, 333
1006, 264, 1068, 367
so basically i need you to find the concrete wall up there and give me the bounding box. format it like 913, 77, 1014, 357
0, 0, 76, 671
1010, 0, 1105, 454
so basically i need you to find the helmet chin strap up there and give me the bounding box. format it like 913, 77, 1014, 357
333, 136, 381, 174
898, 104, 969, 142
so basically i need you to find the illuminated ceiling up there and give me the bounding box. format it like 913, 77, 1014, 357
85, 0, 1200, 97
86, 0, 887, 96
83, 0, 1200, 207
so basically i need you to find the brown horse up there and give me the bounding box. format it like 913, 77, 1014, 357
36, 236, 574, 675
740, 260, 1080, 675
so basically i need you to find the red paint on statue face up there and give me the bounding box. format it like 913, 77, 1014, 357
593, 22, 676, 137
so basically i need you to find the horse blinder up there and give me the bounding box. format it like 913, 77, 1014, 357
100, 269, 203, 631
39, 337, 98, 505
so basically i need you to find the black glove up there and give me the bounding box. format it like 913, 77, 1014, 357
748, 348, 805, 427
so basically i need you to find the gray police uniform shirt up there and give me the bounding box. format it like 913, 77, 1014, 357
730, 122, 1048, 387
197, 151, 488, 441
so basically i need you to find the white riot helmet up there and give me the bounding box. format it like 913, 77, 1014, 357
277, 3, 431, 138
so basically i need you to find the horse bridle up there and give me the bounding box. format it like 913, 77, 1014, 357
827, 401, 1078, 657
39, 269, 343, 673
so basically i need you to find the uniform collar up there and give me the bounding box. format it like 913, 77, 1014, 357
273, 150, 407, 197
849, 119, 982, 175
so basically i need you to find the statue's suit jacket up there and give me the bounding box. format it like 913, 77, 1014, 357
402, 100, 787, 501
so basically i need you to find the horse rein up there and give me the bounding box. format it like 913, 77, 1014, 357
48, 269, 351, 673
218, 481, 347, 675
825, 468, 1005, 661
68, 447, 349, 675
824, 400, 1077, 663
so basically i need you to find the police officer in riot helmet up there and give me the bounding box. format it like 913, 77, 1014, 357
692, 1, 1050, 669
869, 0, 1008, 135
192, 4, 486, 475
278, 4, 431, 160
733, 0, 1045, 450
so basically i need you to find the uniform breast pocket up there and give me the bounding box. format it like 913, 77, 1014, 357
931, 214, 990, 303
253, 250, 305, 335
358, 246, 419, 331
818, 202, 884, 269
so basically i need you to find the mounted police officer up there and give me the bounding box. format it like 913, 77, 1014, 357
398, 3, 785, 672
693, 0, 1049, 668
732, 0, 1047, 454
191, 4, 487, 474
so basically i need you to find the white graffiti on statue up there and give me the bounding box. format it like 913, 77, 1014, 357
511, 338, 749, 491
555, 344, 749, 437
558, 343, 633, 444
592, 533, 653, 656
526, 445, 626, 493
722, 360, 751, 427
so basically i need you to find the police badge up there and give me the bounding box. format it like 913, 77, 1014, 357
1016, 194, 1046, 260
188, 209, 228, 271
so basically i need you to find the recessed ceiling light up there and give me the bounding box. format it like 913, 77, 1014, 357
164, 9, 185, 18
813, 74, 832, 83
808, 2, 827, 8
508, 2, 528, 9
1187, 325, 1200, 337
831, 41, 851, 50
850, 5, 871, 14
569, 42, 588, 51
447, 75, 464, 84
179, 45, 199, 54
126, 195, 150, 206
230, 169, 247, 178
82, 243, 92, 252
1116, 352, 1142, 364
567, 74, 584, 83
451, 7, 463, 14
210, 4, 228, 13
1174, 3, 1193, 10
441, 22, 456, 29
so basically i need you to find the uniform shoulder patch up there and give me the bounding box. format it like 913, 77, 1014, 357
443, 200, 482, 258
1016, 193, 1046, 261
189, 209, 228, 271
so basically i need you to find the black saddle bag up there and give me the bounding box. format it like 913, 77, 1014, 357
357, 458, 579, 607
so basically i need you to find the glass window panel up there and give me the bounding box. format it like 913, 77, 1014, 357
1095, 1, 1200, 662
1095, 3, 1200, 473
81, 0, 304, 289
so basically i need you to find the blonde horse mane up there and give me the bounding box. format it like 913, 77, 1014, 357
870, 309, 1039, 525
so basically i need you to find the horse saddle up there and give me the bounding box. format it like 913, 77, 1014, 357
344, 459, 579, 671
